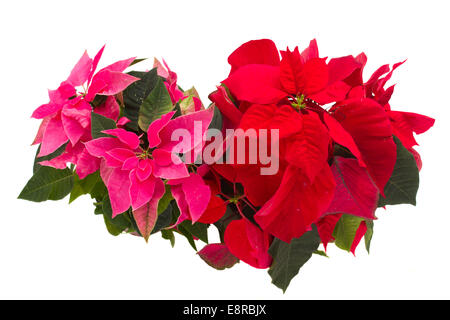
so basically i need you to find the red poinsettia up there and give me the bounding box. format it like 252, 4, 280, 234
213, 39, 431, 257
340, 58, 435, 170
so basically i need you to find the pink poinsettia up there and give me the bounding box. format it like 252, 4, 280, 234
154, 58, 204, 114
32, 46, 139, 178
154, 58, 185, 104
85, 107, 214, 239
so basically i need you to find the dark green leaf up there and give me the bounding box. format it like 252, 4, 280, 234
89, 179, 108, 201
313, 250, 329, 258
177, 223, 197, 251
91, 112, 117, 139
214, 206, 240, 243
90, 95, 107, 108
208, 105, 223, 131
378, 136, 419, 207
123, 69, 159, 131
103, 215, 124, 236
173, 102, 182, 118
333, 143, 355, 159
268, 225, 321, 292
69, 171, 101, 203
19, 166, 74, 202
365, 220, 374, 254
129, 58, 147, 67
161, 229, 176, 247
152, 204, 173, 234
138, 77, 174, 131
179, 220, 209, 244
101, 194, 133, 235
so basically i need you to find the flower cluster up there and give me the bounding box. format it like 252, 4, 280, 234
20, 40, 434, 291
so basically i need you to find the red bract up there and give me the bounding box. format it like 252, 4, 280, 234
342, 57, 435, 169
224, 219, 272, 269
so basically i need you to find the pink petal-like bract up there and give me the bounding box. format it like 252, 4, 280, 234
157, 107, 214, 155
129, 170, 156, 210
38, 116, 68, 157
147, 111, 175, 148
132, 179, 165, 241
107, 167, 132, 217
67, 50, 92, 87
94, 96, 120, 121
102, 128, 140, 150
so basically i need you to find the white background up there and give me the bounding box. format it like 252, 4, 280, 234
0, 0, 448, 299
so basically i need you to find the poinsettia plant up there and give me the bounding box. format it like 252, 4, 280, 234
19, 40, 434, 292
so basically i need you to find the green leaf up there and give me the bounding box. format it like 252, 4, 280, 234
161, 229, 176, 247
103, 215, 124, 236
89, 179, 108, 201
268, 225, 321, 292
138, 76, 174, 131
101, 194, 133, 235
123, 69, 159, 131
19, 166, 74, 202
208, 105, 223, 131
177, 224, 197, 251
179, 220, 209, 244
157, 185, 173, 215
91, 112, 117, 139
332, 214, 364, 252
90, 95, 107, 109
364, 220, 374, 254
313, 250, 329, 258
152, 203, 174, 234
129, 58, 147, 67
378, 136, 419, 207
214, 206, 240, 243
69, 171, 101, 203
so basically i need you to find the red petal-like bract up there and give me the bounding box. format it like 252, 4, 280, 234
209, 86, 242, 128
228, 39, 280, 74
280, 48, 328, 96
326, 157, 378, 220
350, 221, 368, 255
332, 98, 396, 194
198, 244, 239, 270
255, 164, 336, 243
223, 64, 286, 104
197, 195, 227, 224
224, 219, 272, 269
317, 213, 342, 251
284, 112, 330, 183
388, 111, 435, 149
